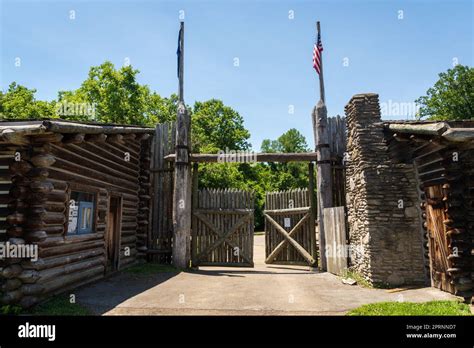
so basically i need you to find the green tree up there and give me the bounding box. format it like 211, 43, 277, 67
260, 128, 310, 191
191, 99, 251, 153
0, 82, 56, 119
58, 61, 178, 125
261, 128, 309, 153
416, 65, 474, 120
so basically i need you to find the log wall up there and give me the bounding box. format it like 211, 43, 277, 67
0, 130, 152, 307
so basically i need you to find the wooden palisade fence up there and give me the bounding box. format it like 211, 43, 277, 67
327, 115, 347, 207
149, 122, 176, 263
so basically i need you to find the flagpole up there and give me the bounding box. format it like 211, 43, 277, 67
173, 20, 192, 269
317, 21, 325, 102
179, 21, 184, 103
312, 20, 332, 271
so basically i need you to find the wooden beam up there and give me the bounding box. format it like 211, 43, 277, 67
165, 152, 318, 163
385, 122, 448, 135
441, 128, 474, 142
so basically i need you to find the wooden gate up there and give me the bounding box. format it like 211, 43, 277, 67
264, 189, 317, 266
191, 189, 254, 267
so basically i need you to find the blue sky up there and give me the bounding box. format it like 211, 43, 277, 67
1, 0, 473, 149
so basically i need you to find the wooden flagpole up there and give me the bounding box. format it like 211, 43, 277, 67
173, 21, 192, 269
312, 20, 332, 271
178, 21, 184, 102
317, 21, 325, 102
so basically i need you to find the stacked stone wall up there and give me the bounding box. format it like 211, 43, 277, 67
345, 93, 426, 286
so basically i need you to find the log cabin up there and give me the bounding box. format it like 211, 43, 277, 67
345, 93, 474, 301
0, 119, 154, 308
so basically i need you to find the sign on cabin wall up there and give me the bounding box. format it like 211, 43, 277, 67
68, 201, 78, 234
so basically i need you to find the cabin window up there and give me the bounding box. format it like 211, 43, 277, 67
67, 191, 96, 235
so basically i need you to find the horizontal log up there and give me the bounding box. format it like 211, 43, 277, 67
21, 247, 104, 271
40, 264, 105, 295
441, 128, 474, 142
38, 256, 105, 284
38, 232, 104, 248
51, 154, 138, 190
2, 264, 23, 278
165, 152, 318, 163
51, 143, 138, 182
39, 240, 104, 258
41, 120, 153, 135
0, 129, 29, 145
385, 122, 447, 135
264, 207, 310, 215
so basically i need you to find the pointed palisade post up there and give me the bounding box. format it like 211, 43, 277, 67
172, 21, 192, 269
312, 21, 332, 271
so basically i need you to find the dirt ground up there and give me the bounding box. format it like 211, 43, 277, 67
74, 235, 457, 315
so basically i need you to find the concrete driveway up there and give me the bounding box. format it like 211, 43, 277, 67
75, 235, 457, 315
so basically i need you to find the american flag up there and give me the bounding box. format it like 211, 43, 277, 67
313, 32, 323, 74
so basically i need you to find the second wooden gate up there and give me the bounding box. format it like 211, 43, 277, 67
425, 185, 455, 293
191, 189, 254, 267
264, 189, 317, 266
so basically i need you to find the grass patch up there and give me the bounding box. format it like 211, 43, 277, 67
0, 304, 22, 315
348, 300, 472, 316
254, 231, 265, 236
29, 295, 92, 316
341, 269, 372, 288
123, 262, 180, 275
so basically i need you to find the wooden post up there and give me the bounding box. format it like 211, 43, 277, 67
191, 162, 199, 267
172, 21, 192, 269
312, 21, 332, 271
313, 101, 333, 271
308, 162, 317, 267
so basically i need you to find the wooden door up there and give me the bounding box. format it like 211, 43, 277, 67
425, 185, 455, 293
106, 196, 122, 273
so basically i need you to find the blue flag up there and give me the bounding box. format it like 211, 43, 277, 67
177, 26, 183, 78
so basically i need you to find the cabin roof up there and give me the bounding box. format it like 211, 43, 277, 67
0, 119, 154, 135
380, 120, 474, 142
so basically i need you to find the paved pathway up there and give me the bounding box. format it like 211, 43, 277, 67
75, 235, 457, 315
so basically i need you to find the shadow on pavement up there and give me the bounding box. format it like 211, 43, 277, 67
75, 271, 180, 315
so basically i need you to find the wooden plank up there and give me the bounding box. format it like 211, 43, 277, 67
323, 206, 347, 275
